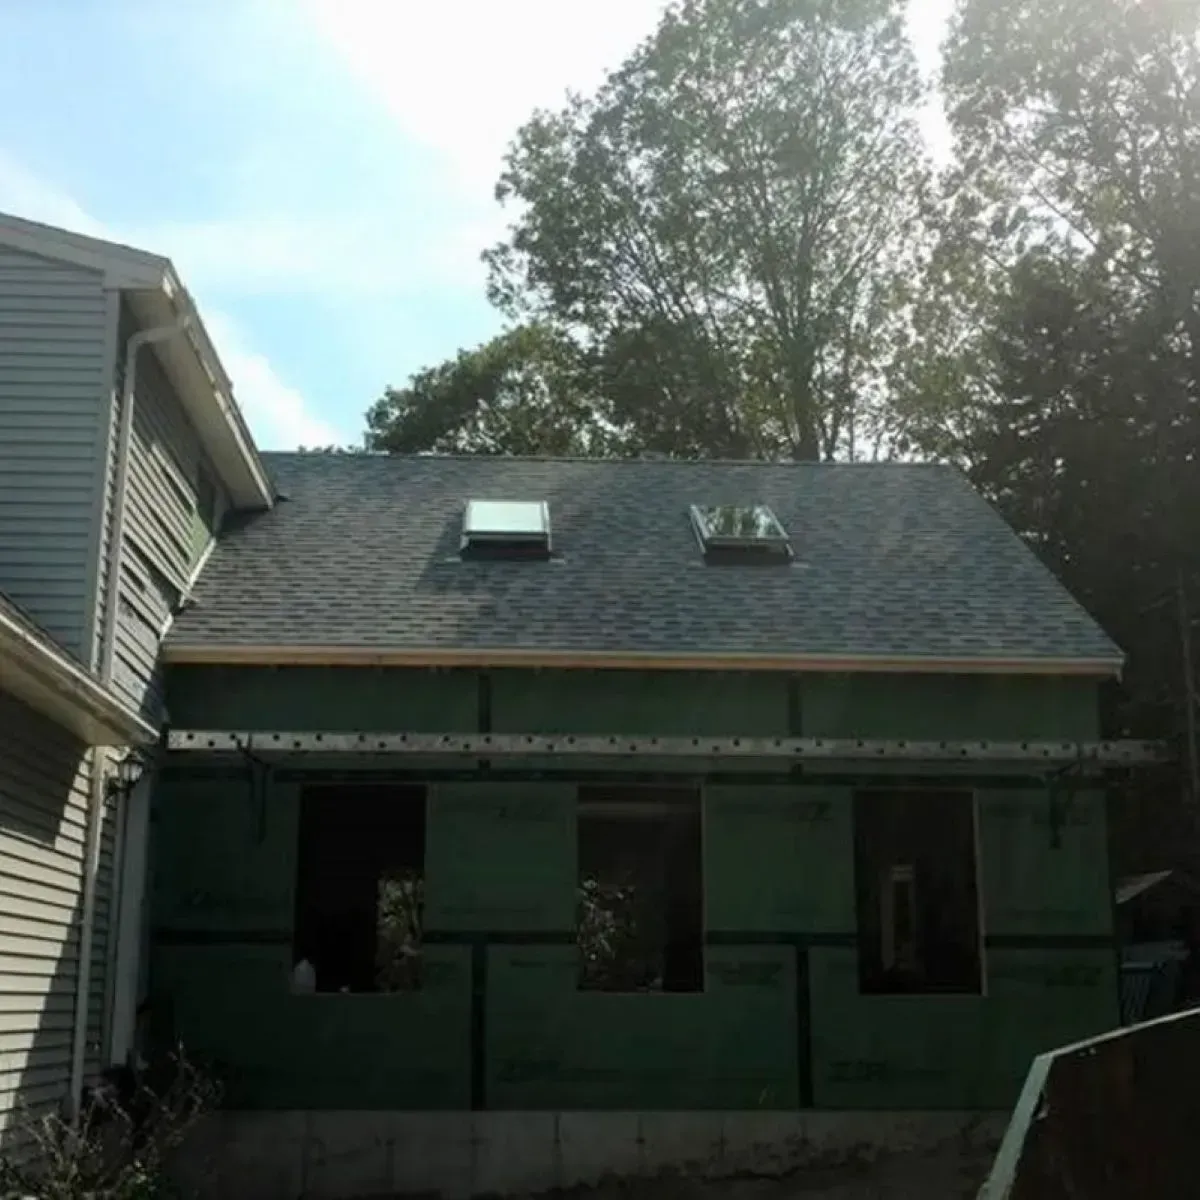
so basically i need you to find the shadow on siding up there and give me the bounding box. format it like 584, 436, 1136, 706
0, 692, 106, 1164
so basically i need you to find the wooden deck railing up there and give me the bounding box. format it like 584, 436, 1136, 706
979, 1004, 1200, 1198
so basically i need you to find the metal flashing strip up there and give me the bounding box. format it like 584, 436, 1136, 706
165, 730, 1171, 768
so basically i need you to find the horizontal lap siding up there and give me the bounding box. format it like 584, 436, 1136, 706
89, 301, 225, 1106
0, 247, 109, 662
0, 692, 97, 1143
0, 247, 124, 1138
0, 275, 227, 1139
106, 301, 224, 724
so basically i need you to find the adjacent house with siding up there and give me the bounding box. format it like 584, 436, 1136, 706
0, 211, 271, 1147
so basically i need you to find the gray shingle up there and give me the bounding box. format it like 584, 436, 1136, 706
167, 454, 1122, 667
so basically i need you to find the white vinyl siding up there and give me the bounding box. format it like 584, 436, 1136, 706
100, 302, 228, 722
0, 246, 110, 662
0, 692, 112, 1149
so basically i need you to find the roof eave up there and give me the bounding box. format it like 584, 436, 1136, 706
0, 610, 159, 747
160, 643, 1126, 677
0, 211, 273, 511
125, 279, 274, 511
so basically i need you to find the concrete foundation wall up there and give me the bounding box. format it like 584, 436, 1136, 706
175, 1109, 1006, 1200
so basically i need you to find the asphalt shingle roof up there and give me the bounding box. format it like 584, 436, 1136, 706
167, 453, 1122, 667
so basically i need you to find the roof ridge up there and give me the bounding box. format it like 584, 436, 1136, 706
0, 208, 170, 269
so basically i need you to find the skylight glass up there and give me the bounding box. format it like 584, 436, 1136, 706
462, 499, 551, 557
690, 504, 792, 562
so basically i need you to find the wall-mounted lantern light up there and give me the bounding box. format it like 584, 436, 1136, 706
106, 750, 149, 802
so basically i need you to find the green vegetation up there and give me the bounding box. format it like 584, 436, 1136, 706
0, 1047, 218, 1200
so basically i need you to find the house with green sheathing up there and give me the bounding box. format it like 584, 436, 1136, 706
154, 454, 1136, 1194
0, 208, 1152, 1198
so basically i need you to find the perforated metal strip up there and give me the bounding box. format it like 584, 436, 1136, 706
165, 730, 1170, 767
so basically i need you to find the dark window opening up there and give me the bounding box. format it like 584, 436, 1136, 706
577, 785, 703, 993
690, 504, 792, 564
293, 785, 426, 992
853, 789, 982, 995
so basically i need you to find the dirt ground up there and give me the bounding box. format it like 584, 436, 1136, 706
500, 1137, 998, 1200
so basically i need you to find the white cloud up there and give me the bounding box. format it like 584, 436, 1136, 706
131, 211, 488, 300
309, 0, 954, 191
305, 0, 670, 196
201, 312, 344, 449
0, 151, 340, 450
0, 153, 107, 238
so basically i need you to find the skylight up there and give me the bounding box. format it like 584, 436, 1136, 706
462, 499, 551, 559
690, 504, 792, 563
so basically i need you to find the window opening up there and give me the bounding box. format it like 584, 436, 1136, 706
690, 504, 791, 563
577, 785, 703, 993
293, 784, 426, 992
853, 789, 982, 995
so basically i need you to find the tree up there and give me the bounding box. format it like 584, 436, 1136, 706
944, 0, 1200, 255
895, 0, 1200, 453
484, 0, 929, 460
964, 251, 1195, 723
893, 0, 1200, 861
365, 323, 620, 456
937, 0, 1200, 386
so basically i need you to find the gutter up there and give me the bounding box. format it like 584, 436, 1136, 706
0, 605, 156, 746
69, 314, 191, 1119
164, 270, 273, 509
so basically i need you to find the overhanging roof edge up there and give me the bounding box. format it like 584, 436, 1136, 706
159, 642, 1126, 677
0, 608, 158, 746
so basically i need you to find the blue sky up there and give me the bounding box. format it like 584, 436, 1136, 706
0, 0, 949, 450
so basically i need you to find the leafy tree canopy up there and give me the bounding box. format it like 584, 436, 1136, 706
368, 0, 930, 461
364, 323, 620, 456
893, 0, 1200, 811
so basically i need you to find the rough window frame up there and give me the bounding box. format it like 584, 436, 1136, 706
576, 783, 706, 994
292, 783, 427, 994
853, 787, 984, 996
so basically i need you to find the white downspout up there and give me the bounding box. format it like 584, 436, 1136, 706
69, 313, 191, 1117
106, 764, 154, 1069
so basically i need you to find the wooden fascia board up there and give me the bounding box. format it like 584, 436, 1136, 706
161, 642, 1124, 677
